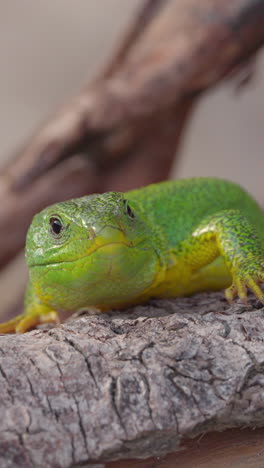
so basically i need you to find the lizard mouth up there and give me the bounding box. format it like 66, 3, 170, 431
27, 240, 135, 268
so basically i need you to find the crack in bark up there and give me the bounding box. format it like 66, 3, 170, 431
165, 366, 206, 427
0, 362, 14, 403
139, 373, 156, 430
48, 357, 81, 466
232, 340, 261, 369
73, 395, 89, 460
109, 377, 127, 437
64, 337, 99, 391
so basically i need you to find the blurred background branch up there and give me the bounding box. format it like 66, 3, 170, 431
1, 0, 264, 274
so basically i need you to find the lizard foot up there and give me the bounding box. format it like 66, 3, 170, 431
225, 275, 264, 306
0, 311, 59, 334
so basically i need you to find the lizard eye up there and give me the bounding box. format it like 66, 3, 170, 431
123, 199, 135, 219
50, 217, 63, 236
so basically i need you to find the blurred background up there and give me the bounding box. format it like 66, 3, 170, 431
0, 1, 264, 308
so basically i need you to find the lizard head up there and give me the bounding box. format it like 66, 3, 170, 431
25, 192, 162, 310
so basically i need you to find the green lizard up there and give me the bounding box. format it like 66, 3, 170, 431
1, 177, 264, 334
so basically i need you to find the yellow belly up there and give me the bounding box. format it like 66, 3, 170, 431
151, 255, 232, 299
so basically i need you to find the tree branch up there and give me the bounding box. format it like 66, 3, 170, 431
1, 292, 264, 467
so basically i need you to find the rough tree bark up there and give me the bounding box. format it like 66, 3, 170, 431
1, 293, 264, 467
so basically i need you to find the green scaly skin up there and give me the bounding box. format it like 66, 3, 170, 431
1, 177, 264, 333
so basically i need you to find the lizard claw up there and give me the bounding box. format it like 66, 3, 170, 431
225, 276, 264, 306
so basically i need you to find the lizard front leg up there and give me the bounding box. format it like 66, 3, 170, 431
0, 281, 59, 334
175, 209, 264, 304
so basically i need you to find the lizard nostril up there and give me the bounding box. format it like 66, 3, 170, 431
88, 227, 96, 240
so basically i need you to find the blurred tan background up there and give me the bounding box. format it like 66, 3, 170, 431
0, 1, 264, 308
